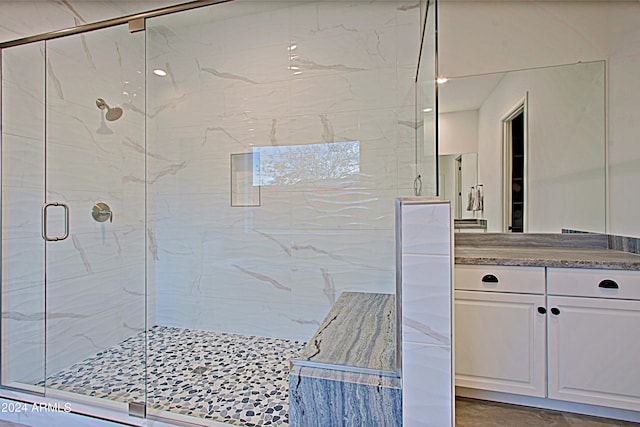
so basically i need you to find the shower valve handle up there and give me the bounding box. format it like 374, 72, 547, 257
92, 202, 113, 223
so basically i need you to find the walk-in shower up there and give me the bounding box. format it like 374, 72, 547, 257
0, 0, 437, 425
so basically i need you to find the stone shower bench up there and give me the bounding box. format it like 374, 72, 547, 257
288, 291, 401, 426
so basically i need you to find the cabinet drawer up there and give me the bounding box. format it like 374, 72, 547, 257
547, 268, 640, 300
455, 265, 545, 294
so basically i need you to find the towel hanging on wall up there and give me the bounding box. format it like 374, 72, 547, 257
466, 186, 475, 211
473, 184, 484, 211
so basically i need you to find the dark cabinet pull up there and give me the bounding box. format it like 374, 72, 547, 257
537, 307, 547, 314
481, 274, 499, 284
598, 279, 619, 289
551, 308, 560, 315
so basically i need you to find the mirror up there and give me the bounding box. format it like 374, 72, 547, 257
437, 61, 606, 234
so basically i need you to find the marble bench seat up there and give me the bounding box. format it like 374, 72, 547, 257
288, 291, 402, 426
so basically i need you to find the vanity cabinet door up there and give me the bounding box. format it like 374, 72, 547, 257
547, 296, 640, 411
455, 290, 547, 397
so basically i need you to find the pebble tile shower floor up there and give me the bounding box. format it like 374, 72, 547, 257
42, 326, 306, 426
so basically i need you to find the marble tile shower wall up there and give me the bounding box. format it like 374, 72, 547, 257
147, 1, 422, 341
2, 28, 149, 383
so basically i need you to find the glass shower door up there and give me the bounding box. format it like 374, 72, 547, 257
42, 25, 147, 412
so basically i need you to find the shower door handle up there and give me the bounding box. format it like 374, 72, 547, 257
42, 202, 70, 241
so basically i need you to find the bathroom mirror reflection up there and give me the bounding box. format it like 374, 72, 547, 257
438, 60, 606, 234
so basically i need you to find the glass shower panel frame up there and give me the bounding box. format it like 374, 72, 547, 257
1, 42, 46, 395
416, 0, 438, 197
1, 23, 147, 415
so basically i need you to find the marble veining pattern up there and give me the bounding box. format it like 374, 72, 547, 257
295, 292, 396, 372
608, 234, 640, 255
289, 292, 401, 427
41, 326, 306, 426
455, 233, 609, 249
289, 365, 402, 427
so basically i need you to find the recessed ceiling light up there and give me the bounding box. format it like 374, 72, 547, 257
153, 68, 167, 77
423, 107, 433, 113
436, 76, 449, 84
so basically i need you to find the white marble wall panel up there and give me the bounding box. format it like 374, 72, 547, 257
397, 66, 418, 108
201, 44, 290, 86
1, 238, 44, 289
285, 190, 398, 231
46, 266, 146, 375
197, 2, 291, 54
286, 109, 397, 147
1, 283, 45, 386
1, 48, 45, 140
403, 342, 453, 427
290, 71, 398, 115
289, 1, 399, 43
399, 200, 453, 427
1, 186, 43, 242
154, 226, 398, 340
402, 254, 451, 347
146, 0, 421, 341
402, 203, 452, 255
219, 80, 291, 120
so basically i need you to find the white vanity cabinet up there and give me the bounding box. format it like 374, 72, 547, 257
454, 265, 547, 397
455, 264, 640, 414
547, 268, 640, 411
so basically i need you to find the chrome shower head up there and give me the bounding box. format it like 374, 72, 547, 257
96, 98, 123, 122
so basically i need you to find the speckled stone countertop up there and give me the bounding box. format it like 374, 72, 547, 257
454, 233, 640, 270
293, 291, 397, 374
455, 246, 640, 270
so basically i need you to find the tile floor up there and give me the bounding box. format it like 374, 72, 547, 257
28, 327, 640, 427
42, 326, 306, 426
456, 397, 640, 426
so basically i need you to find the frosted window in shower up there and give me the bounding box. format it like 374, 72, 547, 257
252, 141, 360, 186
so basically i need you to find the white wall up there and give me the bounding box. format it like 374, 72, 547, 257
607, 11, 640, 237
439, 110, 478, 156
439, 1, 640, 237
477, 62, 605, 233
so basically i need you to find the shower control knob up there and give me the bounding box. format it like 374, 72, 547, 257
92, 202, 113, 223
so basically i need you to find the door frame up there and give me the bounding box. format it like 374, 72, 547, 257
501, 93, 528, 233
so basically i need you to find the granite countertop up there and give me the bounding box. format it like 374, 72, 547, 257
455, 246, 640, 270
292, 291, 398, 375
